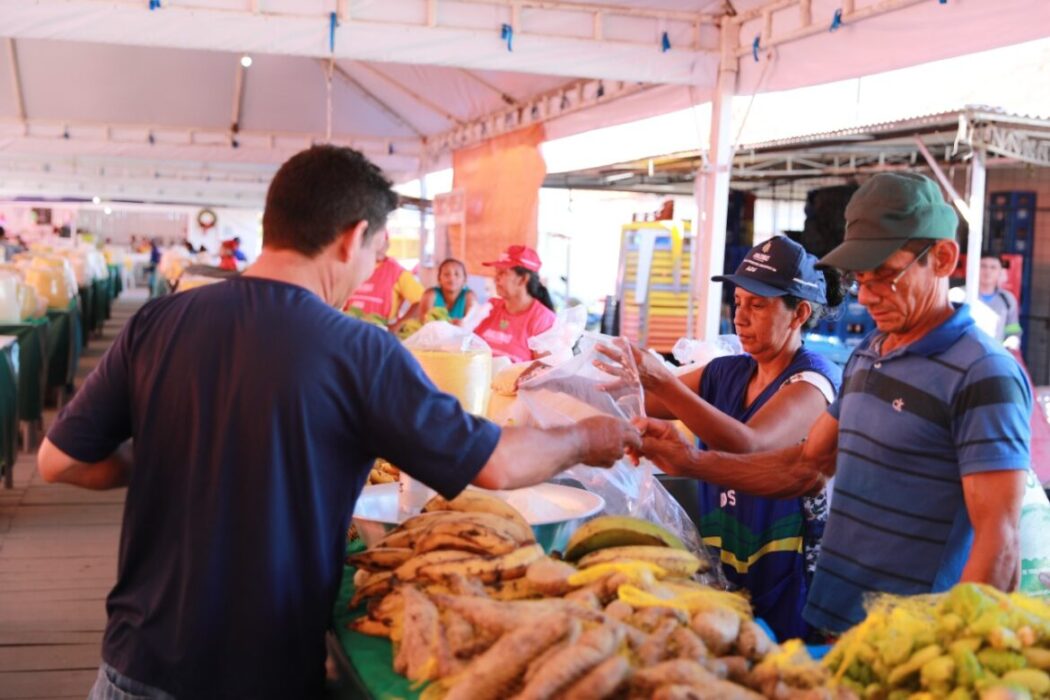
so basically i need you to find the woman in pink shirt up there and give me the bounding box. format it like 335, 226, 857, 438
475, 245, 556, 362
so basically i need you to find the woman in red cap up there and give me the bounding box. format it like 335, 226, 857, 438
474, 245, 556, 362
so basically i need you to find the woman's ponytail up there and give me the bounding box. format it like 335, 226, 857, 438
515, 266, 555, 311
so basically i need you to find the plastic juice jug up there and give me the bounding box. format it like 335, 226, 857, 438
398, 347, 493, 518
408, 348, 493, 416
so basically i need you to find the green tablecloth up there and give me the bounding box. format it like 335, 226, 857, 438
46, 300, 81, 392
0, 337, 19, 488
151, 273, 170, 299
333, 540, 420, 700
0, 319, 49, 422
92, 277, 109, 328
78, 284, 94, 347
109, 265, 123, 300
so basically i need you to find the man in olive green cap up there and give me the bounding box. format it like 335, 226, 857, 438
635, 172, 1032, 632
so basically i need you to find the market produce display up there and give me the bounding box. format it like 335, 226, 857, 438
824, 583, 1050, 699
346, 492, 839, 699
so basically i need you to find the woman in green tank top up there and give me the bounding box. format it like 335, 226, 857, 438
419, 258, 477, 323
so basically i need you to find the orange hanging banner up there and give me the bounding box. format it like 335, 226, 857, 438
451, 125, 547, 275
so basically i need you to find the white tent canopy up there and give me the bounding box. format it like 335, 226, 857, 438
0, 0, 1046, 208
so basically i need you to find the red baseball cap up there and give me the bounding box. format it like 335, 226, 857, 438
482, 245, 542, 272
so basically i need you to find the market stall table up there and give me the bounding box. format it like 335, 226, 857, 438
0, 335, 19, 488
45, 299, 82, 400
329, 539, 417, 699
0, 318, 50, 445
90, 277, 110, 333
109, 263, 123, 300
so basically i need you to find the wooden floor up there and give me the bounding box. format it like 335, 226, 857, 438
0, 289, 146, 699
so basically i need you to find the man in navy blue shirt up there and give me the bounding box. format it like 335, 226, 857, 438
37, 145, 640, 699
636, 173, 1031, 633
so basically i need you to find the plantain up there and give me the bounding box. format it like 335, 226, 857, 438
422, 491, 531, 531
351, 570, 396, 606
374, 528, 421, 550
413, 530, 517, 557
399, 510, 480, 531
348, 615, 392, 637
487, 577, 542, 601
418, 543, 546, 584
394, 549, 479, 582
347, 547, 414, 572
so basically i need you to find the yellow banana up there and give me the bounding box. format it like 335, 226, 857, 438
568, 561, 665, 586
578, 546, 702, 577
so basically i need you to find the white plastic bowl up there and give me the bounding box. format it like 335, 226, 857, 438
353, 482, 604, 554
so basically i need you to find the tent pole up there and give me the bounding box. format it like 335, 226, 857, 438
694, 28, 737, 340
965, 148, 986, 304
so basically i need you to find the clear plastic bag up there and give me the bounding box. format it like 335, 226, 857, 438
528, 304, 588, 367
672, 335, 742, 368
517, 334, 721, 583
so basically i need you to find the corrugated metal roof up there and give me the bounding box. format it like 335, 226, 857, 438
738, 106, 1050, 152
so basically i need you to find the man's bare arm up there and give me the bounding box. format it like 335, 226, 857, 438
37, 438, 132, 490
960, 469, 1025, 590
635, 411, 840, 498
473, 416, 641, 491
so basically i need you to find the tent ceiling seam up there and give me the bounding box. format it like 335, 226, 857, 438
4, 38, 27, 131
324, 61, 427, 140
352, 62, 466, 127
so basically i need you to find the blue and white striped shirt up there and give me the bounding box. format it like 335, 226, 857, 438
804, 304, 1031, 633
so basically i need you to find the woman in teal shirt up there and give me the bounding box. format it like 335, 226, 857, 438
419, 258, 477, 323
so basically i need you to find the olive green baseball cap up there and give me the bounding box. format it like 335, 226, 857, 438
817, 172, 959, 271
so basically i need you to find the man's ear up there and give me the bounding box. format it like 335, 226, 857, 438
335, 221, 370, 262
931, 239, 960, 278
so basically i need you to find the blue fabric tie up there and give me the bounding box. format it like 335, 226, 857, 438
830, 8, 843, 31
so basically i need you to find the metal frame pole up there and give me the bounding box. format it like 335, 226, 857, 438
693, 29, 737, 340
965, 148, 986, 304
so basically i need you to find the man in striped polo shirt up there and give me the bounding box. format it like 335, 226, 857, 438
636, 172, 1031, 633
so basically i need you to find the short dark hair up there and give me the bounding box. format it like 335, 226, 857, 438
262, 145, 398, 256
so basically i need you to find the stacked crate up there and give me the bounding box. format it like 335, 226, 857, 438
617, 222, 693, 354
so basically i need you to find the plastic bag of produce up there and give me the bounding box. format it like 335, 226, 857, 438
1020, 469, 1050, 600
823, 583, 1050, 698
516, 334, 717, 581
